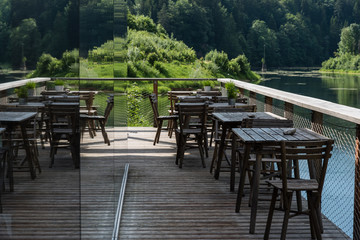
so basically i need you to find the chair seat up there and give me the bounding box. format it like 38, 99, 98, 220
80, 114, 104, 120
79, 109, 97, 115
52, 128, 75, 135
158, 115, 178, 120
177, 128, 202, 135
267, 179, 319, 191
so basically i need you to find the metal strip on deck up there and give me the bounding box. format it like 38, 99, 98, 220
112, 163, 129, 240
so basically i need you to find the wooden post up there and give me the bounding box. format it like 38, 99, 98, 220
249, 91, 256, 106
265, 96, 273, 113
239, 88, 244, 98
284, 102, 294, 120
153, 79, 158, 97
0, 90, 7, 104
311, 110, 323, 134
354, 125, 360, 240
153, 80, 158, 127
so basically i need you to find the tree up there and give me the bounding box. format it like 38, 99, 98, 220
247, 20, 279, 68
338, 23, 360, 55
8, 18, 41, 68
158, 0, 211, 56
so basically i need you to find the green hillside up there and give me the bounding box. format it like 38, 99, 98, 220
30, 14, 260, 86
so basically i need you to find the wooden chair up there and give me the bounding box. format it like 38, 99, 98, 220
264, 139, 333, 240
149, 94, 178, 145
167, 91, 194, 137
48, 102, 80, 168
80, 95, 114, 145
175, 103, 208, 168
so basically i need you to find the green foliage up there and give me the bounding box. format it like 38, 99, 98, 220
322, 23, 360, 72
25, 81, 36, 89
225, 81, 239, 99
338, 23, 360, 55
128, 13, 164, 35
29, 49, 79, 77
14, 86, 28, 98
54, 79, 64, 86
126, 82, 147, 126
205, 50, 229, 71
127, 62, 137, 77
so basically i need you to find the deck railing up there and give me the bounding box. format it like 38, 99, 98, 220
1, 76, 358, 239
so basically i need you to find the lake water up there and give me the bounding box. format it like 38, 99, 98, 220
0, 71, 29, 84
258, 69, 360, 108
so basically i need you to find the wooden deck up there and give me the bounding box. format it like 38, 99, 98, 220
0, 127, 350, 239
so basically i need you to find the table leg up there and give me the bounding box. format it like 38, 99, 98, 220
249, 152, 262, 234
214, 125, 227, 179
20, 125, 36, 179
235, 144, 250, 212
230, 135, 237, 192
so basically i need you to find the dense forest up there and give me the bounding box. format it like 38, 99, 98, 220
0, 0, 359, 70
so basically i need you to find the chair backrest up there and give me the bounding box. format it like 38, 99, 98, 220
241, 118, 294, 128
278, 139, 333, 206
213, 107, 246, 113
214, 96, 248, 104
168, 91, 194, 115
103, 95, 114, 124
196, 91, 221, 96
45, 95, 80, 103
179, 97, 210, 103
48, 102, 79, 135
177, 103, 207, 134
236, 104, 257, 112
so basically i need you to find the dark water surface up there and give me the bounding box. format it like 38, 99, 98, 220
0, 70, 29, 84
259, 70, 360, 108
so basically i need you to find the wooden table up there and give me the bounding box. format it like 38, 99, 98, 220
211, 112, 285, 180
0, 112, 38, 191
232, 127, 331, 234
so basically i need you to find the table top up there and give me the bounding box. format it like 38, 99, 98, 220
212, 112, 284, 123
0, 112, 37, 123
232, 127, 330, 144
210, 102, 248, 108
4, 102, 45, 107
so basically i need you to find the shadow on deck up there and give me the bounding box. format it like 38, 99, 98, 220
0, 127, 350, 239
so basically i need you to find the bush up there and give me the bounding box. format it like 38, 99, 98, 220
61, 49, 79, 72
127, 62, 137, 77
154, 61, 168, 75
228, 59, 241, 76
147, 52, 159, 65
135, 61, 160, 77
205, 50, 229, 71
35, 53, 58, 75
